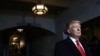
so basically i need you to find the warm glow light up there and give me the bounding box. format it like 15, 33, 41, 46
32, 4, 48, 15
37, 5, 44, 9
20, 40, 25, 48
17, 28, 23, 32
11, 42, 16, 45
12, 37, 18, 41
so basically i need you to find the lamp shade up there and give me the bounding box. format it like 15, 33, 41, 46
32, 4, 48, 15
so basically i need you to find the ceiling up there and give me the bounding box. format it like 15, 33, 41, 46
0, 0, 73, 15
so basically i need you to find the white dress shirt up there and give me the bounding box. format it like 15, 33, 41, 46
69, 36, 85, 52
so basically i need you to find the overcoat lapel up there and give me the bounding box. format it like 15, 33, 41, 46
65, 37, 81, 56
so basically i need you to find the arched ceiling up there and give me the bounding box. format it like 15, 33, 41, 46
0, 26, 55, 44
0, 0, 74, 15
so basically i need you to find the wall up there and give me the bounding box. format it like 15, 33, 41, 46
94, 26, 100, 39
0, 10, 57, 56
30, 35, 57, 56
0, 10, 56, 33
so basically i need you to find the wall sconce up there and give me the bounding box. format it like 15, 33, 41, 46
9, 35, 25, 48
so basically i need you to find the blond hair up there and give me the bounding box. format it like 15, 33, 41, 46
64, 20, 81, 34
66, 20, 80, 29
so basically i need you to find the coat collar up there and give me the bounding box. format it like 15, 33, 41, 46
64, 36, 82, 56
64, 36, 90, 56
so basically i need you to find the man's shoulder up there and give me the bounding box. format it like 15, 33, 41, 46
56, 38, 68, 45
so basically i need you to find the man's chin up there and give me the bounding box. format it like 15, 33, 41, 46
77, 35, 81, 37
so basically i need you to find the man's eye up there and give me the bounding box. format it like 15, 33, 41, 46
73, 26, 77, 28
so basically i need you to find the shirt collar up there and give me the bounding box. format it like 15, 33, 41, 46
69, 36, 77, 46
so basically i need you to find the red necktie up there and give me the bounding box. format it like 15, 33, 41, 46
76, 40, 86, 56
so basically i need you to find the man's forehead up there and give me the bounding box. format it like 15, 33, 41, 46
69, 23, 81, 27
70, 22, 80, 25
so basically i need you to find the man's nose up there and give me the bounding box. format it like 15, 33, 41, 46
77, 28, 81, 31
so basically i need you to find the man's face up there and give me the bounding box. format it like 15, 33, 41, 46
67, 22, 81, 38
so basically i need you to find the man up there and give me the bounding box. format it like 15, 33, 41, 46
54, 20, 91, 56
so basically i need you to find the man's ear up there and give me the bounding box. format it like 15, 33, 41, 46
67, 29, 70, 33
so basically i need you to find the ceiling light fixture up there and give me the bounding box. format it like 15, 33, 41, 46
32, 0, 48, 15
17, 28, 23, 32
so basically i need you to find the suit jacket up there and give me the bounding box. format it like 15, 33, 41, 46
54, 37, 91, 56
